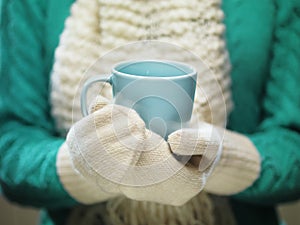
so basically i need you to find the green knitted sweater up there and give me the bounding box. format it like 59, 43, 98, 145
1, 0, 300, 225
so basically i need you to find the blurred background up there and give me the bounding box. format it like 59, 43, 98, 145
0, 195, 299, 225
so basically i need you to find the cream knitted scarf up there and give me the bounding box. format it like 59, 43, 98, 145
51, 0, 235, 224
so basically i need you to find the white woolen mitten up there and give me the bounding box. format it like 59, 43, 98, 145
56, 97, 122, 204
63, 96, 222, 206
168, 122, 261, 195
52, 0, 249, 208
56, 142, 120, 204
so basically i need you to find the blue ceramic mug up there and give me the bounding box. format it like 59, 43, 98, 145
81, 60, 197, 138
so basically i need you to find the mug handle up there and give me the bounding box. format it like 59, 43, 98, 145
80, 75, 112, 117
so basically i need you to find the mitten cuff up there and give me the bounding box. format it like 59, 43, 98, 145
56, 142, 118, 204
204, 130, 261, 195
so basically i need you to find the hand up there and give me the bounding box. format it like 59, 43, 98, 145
56, 141, 121, 204
168, 122, 261, 195
65, 96, 220, 206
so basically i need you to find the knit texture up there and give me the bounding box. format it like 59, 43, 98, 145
66, 194, 216, 225
62, 96, 230, 224
0, 0, 76, 209
1, 0, 300, 225
51, 0, 232, 135
232, 0, 300, 204
204, 129, 260, 195
56, 142, 120, 204
168, 127, 260, 195
51, 0, 234, 224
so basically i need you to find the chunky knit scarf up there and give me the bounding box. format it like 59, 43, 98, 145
51, 0, 235, 224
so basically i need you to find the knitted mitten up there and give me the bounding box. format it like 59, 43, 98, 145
56, 142, 120, 204
168, 124, 261, 195
62, 96, 221, 206
52, 0, 259, 223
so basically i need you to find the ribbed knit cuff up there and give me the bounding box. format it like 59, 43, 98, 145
56, 142, 119, 204
204, 130, 261, 195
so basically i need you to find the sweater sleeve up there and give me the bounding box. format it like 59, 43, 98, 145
0, 0, 76, 208
234, 0, 300, 205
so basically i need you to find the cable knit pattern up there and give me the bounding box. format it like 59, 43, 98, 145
51, 0, 232, 135
3, 0, 52, 128
50, 0, 235, 224
261, 0, 300, 129
235, 0, 300, 204
0, 0, 75, 208
1, 0, 300, 225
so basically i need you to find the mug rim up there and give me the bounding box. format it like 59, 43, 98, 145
112, 59, 197, 80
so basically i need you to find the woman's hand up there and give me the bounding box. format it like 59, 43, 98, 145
63, 96, 221, 206
58, 94, 260, 206
169, 124, 261, 195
